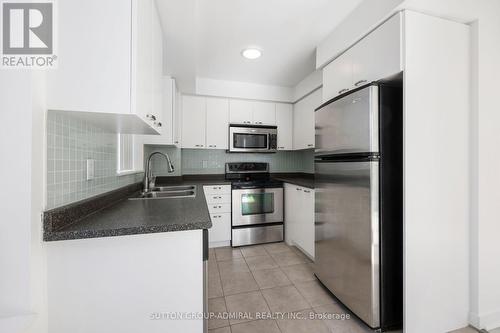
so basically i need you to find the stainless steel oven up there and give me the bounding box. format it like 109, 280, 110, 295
232, 187, 283, 226
226, 162, 284, 247
229, 125, 277, 153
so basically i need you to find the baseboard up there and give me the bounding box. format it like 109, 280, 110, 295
469, 309, 500, 331
286, 240, 314, 261
209, 240, 230, 248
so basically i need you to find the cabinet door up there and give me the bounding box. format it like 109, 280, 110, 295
143, 77, 174, 145
229, 99, 253, 124
284, 183, 299, 245
133, 0, 153, 122
206, 98, 229, 149
300, 188, 315, 258
209, 213, 231, 244
322, 51, 353, 102
276, 103, 293, 150
293, 89, 321, 150
351, 13, 402, 88
181, 96, 206, 149
173, 88, 182, 146
252, 101, 276, 125
150, 6, 163, 133
47, 0, 132, 114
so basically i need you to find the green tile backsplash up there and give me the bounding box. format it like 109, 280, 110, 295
46, 112, 313, 209
46, 112, 142, 209
144, 146, 314, 177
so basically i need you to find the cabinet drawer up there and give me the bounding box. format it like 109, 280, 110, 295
206, 194, 231, 204
209, 213, 231, 243
208, 203, 231, 214
203, 185, 231, 195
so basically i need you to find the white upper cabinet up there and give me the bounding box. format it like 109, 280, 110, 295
293, 89, 322, 150
173, 89, 182, 146
229, 100, 253, 124
252, 101, 276, 125
322, 51, 352, 102
181, 96, 206, 149
133, 0, 153, 123
229, 100, 276, 125
144, 77, 177, 145
351, 13, 402, 88
149, 4, 163, 132
276, 103, 293, 151
322, 13, 402, 102
46, 0, 162, 134
206, 98, 230, 149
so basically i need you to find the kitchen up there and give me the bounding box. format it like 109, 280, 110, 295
1, 1, 499, 333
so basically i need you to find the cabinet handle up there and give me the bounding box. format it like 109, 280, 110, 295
296, 188, 302, 191
304, 190, 311, 193
354, 80, 368, 87
154, 121, 162, 127
174, 141, 179, 144
255, 121, 263, 125
146, 114, 156, 121
307, 144, 314, 147
338, 88, 349, 95
278, 146, 284, 149
213, 196, 221, 199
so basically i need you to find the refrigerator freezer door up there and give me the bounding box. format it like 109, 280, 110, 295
314, 160, 380, 328
315, 85, 379, 156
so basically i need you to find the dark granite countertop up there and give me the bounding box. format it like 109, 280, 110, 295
272, 173, 314, 189
43, 176, 231, 242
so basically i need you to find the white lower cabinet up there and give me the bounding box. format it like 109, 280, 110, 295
203, 185, 231, 247
284, 183, 315, 258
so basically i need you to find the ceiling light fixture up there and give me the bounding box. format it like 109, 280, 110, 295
241, 47, 262, 60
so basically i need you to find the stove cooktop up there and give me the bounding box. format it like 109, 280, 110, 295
225, 162, 282, 189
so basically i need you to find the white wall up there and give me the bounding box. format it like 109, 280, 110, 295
0, 72, 47, 333
398, 1, 500, 329
26, 72, 49, 333
195, 77, 293, 102
403, 11, 470, 333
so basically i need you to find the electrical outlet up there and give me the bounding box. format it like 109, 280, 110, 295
86, 159, 95, 180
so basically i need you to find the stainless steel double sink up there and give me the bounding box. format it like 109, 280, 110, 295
129, 185, 197, 200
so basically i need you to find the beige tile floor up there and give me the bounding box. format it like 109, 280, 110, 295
208, 242, 378, 333
208, 242, 488, 333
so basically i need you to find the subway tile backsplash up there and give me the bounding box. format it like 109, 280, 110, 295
46, 112, 142, 209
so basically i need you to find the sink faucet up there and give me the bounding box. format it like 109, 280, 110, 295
144, 151, 175, 192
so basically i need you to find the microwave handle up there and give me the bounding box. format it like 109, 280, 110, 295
268, 133, 277, 150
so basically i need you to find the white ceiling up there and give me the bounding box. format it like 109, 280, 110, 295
156, 0, 364, 92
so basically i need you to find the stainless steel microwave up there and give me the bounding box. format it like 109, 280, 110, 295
228, 125, 277, 153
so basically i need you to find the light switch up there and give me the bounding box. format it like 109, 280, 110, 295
86, 159, 95, 180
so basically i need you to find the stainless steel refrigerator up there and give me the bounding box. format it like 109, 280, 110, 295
314, 82, 403, 331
